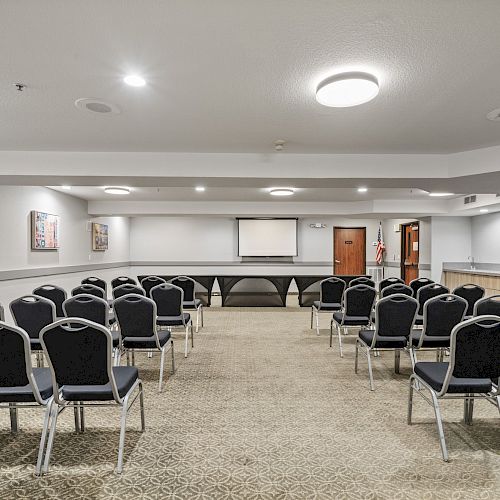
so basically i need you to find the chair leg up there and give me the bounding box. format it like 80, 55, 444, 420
315, 308, 320, 336
126, 350, 130, 366
191, 323, 194, 348
73, 404, 81, 433
430, 390, 449, 461
354, 339, 359, 373
147, 350, 153, 359
394, 350, 401, 374
159, 347, 166, 392
310, 307, 313, 329
131, 349, 135, 366
42, 403, 60, 473
35, 400, 53, 476
139, 381, 145, 432
201, 305, 204, 327
195, 308, 199, 333
407, 376, 414, 425
117, 399, 129, 474
337, 325, 344, 358
9, 403, 18, 433
171, 340, 175, 373
366, 347, 374, 391
79, 404, 85, 433
329, 321, 333, 347
184, 326, 189, 358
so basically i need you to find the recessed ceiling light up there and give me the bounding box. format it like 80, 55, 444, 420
61, 185, 71, 190
429, 192, 454, 197
269, 188, 294, 196
316, 72, 379, 108
357, 187, 368, 193
124, 75, 146, 87
480, 208, 489, 213
195, 186, 206, 192
104, 186, 130, 195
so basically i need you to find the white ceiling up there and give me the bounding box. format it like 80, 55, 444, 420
3, 1, 500, 153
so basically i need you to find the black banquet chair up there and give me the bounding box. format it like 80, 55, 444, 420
408, 315, 500, 461
150, 283, 193, 358
140, 276, 167, 297
381, 283, 413, 298
330, 284, 377, 357
71, 283, 106, 299
409, 277, 434, 298
453, 284, 485, 318
114, 294, 175, 392
474, 295, 500, 316
111, 276, 137, 289
33, 285, 67, 318
39, 318, 145, 474
311, 277, 345, 336
63, 294, 121, 364
0, 322, 54, 475
113, 283, 146, 300
9, 295, 56, 366
355, 294, 418, 391
0, 304, 4, 321
379, 277, 404, 293
350, 277, 376, 288
170, 276, 204, 333
81, 276, 107, 294
414, 283, 449, 325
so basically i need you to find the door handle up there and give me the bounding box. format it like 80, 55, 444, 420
335, 260, 341, 263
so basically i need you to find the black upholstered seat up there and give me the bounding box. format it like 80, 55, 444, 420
183, 298, 202, 309
409, 331, 450, 347
359, 330, 407, 348
313, 300, 341, 311
332, 312, 370, 326
62, 366, 139, 401
157, 313, 191, 326
123, 331, 171, 349
0, 367, 53, 403
414, 362, 492, 394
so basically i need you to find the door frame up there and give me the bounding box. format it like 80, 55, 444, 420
400, 221, 419, 282
333, 227, 366, 275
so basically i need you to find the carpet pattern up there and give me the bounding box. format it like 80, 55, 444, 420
0, 307, 499, 499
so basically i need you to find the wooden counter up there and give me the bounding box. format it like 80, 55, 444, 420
443, 269, 500, 296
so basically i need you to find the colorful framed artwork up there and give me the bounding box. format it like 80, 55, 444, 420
92, 222, 109, 251
31, 211, 60, 250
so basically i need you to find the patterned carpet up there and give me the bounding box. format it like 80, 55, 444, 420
0, 307, 499, 499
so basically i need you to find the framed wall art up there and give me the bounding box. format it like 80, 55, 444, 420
31, 211, 60, 250
92, 222, 109, 251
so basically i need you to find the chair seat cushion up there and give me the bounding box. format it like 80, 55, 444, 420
183, 299, 202, 309
30, 338, 43, 351
61, 366, 139, 401
358, 330, 407, 348
332, 312, 370, 326
414, 314, 423, 326
410, 331, 450, 348
0, 368, 53, 403
123, 331, 171, 349
157, 313, 191, 326
313, 301, 341, 311
414, 362, 492, 394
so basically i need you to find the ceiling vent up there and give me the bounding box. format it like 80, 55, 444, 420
464, 195, 477, 204
74, 98, 121, 115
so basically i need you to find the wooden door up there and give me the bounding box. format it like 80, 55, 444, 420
334, 227, 366, 275
401, 222, 419, 284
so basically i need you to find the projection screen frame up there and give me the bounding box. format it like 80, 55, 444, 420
237, 217, 299, 257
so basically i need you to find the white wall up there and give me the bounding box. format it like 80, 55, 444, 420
431, 216, 472, 283
471, 211, 500, 263
0, 186, 130, 271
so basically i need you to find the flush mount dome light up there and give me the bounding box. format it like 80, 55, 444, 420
269, 188, 294, 196
104, 186, 130, 195
124, 75, 146, 87
316, 72, 379, 107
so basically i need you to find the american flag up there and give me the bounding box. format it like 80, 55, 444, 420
375, 222, 385, 265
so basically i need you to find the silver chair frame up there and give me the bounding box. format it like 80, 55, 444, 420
355, 294, 418, 391
311, 277, 345, 336
408, 315, 500, 462
169, 276, 204, 333
40, 318, 145, 474
473, 294, 500, 316
114, 294, 175, 392
33, 284, 67, 318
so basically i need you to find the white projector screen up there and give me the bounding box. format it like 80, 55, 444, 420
238, 218, 298, 257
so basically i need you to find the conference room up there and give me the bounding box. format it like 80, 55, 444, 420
0, 1, 499, 499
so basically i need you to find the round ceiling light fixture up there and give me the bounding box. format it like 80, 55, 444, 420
74, 98, 121, 115
316, 72, 379, 108
357, 187, 368, 193
104, 186, 130, 195
269, 188, 295, 196
124, 75, 146, 87
428, 192, 454, 197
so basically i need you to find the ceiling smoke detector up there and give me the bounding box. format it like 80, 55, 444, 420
74, 98, 121, 115
487, 108, 500, 121
274, 140, 285, 151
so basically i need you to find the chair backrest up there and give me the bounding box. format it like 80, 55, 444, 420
422, 294, 468, 338
33, 284, 67, 317
344, 285, 377, 317
416, 283, 449, 315
111, 276, 137, 289
0, 304, 4, 322
114, 294, 157, 338
453, 284, 485, 316
41, 318, 119, 402
374, 294, 418, 339
150, 283, 184, 317
409, 277, 434, 297
112, 283, 146, 300
319, 277, 346, 304
379, 277, 404, 292
350, 277, 375, 288
141, 276, 167, 297
81, 277, 107, 293
71, 284, 105, 299
381, 283, 413, 298
474, 295, 500, 316
170, 276, 195, 302
441, 316, 500, 394
9, 295, 56, 340
63, 294, 109, 326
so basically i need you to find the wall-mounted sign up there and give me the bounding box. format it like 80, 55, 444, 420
345, 240, 353, 244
